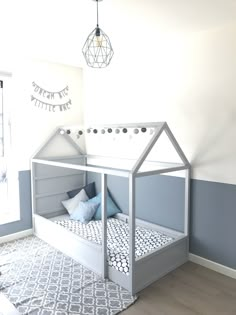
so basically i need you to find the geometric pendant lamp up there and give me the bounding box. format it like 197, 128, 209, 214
82, 0, 114, 68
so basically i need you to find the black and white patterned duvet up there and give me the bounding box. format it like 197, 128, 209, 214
54, 218, 174, 275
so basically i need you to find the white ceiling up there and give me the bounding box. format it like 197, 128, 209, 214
0, 0, 236, 67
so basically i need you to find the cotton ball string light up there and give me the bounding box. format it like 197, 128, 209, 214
133, 128, 139, 134
101, 129, 105, 134
59, 129, 65, 135
87, 128, 91, 133
93, 129, 98, 134
78, 130, 83, 135
141, 127, 147, 133
115, 128, 120, 134
66, 129, 71, 134
108, 128, 112, 133
123, 128, 128, 133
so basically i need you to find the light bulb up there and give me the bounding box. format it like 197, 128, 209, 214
95, 35, 103, 47
95, 27, 103, 47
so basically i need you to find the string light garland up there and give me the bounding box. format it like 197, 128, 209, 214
59, 126, 153, 138
82, 0, 114, 68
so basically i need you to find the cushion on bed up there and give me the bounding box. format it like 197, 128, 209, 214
87, 192, 121, 220
67, 182, 96, 199
62, 188, 89, 215
70, 201, 99, 223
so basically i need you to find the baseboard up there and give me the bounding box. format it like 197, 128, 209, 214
189, 253, 236, 279
0, 229, 33, 244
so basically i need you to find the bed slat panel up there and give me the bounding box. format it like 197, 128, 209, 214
33, 157, 86, 216
34, 162, 84, 178
36, 193, 67, 215
35, 175, 84, 195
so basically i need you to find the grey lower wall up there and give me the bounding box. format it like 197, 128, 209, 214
0, 170, 235, 270
190, 179, 236, 269
0, 171, 32, 237
88, 172, 185, 232
88, 172, 236, 270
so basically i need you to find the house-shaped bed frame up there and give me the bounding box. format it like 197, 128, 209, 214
31, 122, 190, 295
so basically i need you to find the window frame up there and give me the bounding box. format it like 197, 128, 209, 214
0, 74, 20, 225
0, 80, 4, 157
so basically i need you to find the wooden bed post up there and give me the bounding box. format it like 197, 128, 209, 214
184, 167, 191, 241
101, 173, 108, 278
129, 173, 135, 295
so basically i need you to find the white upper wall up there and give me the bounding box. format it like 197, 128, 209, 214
3, 59, 83, 171
83, 1, 236, 185
0, 0, 236, 184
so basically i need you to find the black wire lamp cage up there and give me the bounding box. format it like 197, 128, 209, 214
82, 0, 114, 68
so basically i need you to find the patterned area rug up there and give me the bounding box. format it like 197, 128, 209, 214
0, 236, 137, 314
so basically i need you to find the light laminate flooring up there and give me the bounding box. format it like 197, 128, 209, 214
123, 262, 236, 315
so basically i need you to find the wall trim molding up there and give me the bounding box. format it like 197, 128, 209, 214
0, 229, 33, 244
189, 253, 236, 279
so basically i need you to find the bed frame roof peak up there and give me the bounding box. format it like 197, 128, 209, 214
32, 122, 190, 177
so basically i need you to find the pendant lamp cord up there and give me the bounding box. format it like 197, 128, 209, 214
97, 0, 99, 27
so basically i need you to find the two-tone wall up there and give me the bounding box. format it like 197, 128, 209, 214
2, 168, 235, 270
0, 1, 236, 272
0, 171, 32, 237
0, 60, 83, 236
82, 2, 236, 270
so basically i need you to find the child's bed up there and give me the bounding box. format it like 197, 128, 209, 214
31, 122, 190, 295
34, 211, 187, 294
52, 215, 175, 275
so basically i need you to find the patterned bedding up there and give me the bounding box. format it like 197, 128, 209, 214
54, 218, 174, 275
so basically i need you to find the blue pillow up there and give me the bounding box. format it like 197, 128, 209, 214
87, 192, 121, 220
67, 182, 96, 199
70, 201, 99, 224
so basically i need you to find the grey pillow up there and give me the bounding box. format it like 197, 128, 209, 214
67, 182, 96, 199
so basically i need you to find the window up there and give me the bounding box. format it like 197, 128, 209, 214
0, 76, 20, 224
0, 80, 3, 157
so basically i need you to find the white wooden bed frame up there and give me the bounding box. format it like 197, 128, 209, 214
31, 122, 190, 295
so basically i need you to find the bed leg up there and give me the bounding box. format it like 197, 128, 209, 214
129, 174, 135, 295
101, 173, 108, 278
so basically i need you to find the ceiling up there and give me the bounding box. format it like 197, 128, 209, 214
0, 0, 236, 67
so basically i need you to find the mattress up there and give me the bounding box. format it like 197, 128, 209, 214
53, 217, 174, 275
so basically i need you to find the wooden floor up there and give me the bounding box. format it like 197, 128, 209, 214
123, 262, 236, 315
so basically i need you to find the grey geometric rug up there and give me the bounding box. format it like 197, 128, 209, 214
0, 236, 137, 314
